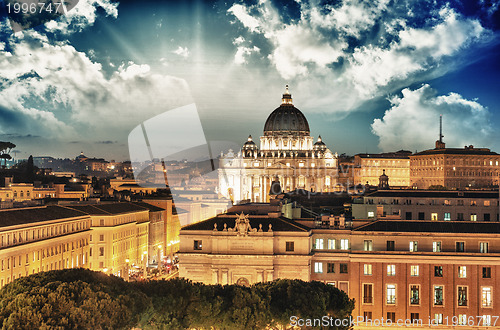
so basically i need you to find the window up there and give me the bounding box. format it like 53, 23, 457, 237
458, 314, 467, 326
315, 238, 324, 250
314, 262, 323, 273
484, 213, 491, 221
99, 234, 104, 241
434, 314, 443, 325
484, 200, 491, 206
483, 315, 492, 327
483, 267, 491, 278
340, 263, 348, 274
99, 247, 104, 256
418, 212, 425, 220
434, 266, 443, 277
410, 265, 419, 276
327, 263, 335, 273
444, 212, 451, 221
387, 264, 396, 276
458, 286, 468, 306
434, 286, 443, 305
431, 213, 438, 221
410, 285, 420, 305
285, 241, 294, 252
99, 219, 104, 226
457, 213, 464, 220
409, 241, 418, 252
458, 266, 467, 278
363, 240, 373, 251
340, 239, 349, 250
386, 284, 396, 304
363, 311, 372, 320
405, 212, 412, 220
433, 241, 442, 252
364, 264, 372, 275
470, 214, 477, 221
386, 241, 395, 251
194, 240, 203, 250
363, 284, 373, 304
410, 313, 420, 323
367, 211, 375, 218
456, 242, 465, 252
327, 239, 335, 250
471, 200, 477, 206
387, 312, 395, 322
482, 287, 492, 307
480, 242, 488, 253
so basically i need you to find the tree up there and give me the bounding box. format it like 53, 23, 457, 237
26, 155, 35, 182
0, 141, 15, 167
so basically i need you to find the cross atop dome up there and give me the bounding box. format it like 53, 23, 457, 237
282, 84, 293, 105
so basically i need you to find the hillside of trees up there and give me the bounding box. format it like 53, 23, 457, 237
0, 269, 354, 329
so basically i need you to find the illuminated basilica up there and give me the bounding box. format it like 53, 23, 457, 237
219, 86, 338, 203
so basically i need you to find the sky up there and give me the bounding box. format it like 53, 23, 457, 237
0, 0, 499, 161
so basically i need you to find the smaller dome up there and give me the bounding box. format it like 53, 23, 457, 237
314, 135, 327, 150
243, 135, 258, 150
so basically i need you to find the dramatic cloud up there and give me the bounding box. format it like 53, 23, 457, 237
227, 1, 492, 112
371, 85, 493, 152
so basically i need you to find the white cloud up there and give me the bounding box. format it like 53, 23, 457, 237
228, 1, 491, 113
43, 0, 118, 34
371, 85, 493, 152
172, 46, 190, 58
0, 30, 193, 143
234, 45, 260, 65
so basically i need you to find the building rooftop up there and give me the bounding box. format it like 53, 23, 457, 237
132, 201, 165, 212
412, 147, 499, 156
181, 214, 310, 232
65, 202, 149, 215
355, 220, 500, 234
365, 190, 499, 199
356, 150, 412, 159
0, 205, 88, 228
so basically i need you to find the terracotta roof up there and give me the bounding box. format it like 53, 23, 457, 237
132, 202, 165, 212
0, 206, 88, 228
412, 148, 499, 156
65, 202, 149, 215
181, 214, 310, 232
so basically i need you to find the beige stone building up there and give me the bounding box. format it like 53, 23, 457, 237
353, 151, 411, 187
66, 203, 150, 277
0, 205, 91, 288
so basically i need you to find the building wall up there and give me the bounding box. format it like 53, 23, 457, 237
0, 215, 91, 288
353, 156, 410, 187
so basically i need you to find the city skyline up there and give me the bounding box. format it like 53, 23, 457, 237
0, 0, 499, 161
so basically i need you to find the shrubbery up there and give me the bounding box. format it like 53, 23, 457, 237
0, 269, 354, 329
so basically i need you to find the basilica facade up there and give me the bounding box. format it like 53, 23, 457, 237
219, 86, 338, 203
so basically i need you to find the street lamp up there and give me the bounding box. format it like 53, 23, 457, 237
143, 251, 147, 278
124, 259, 130, 281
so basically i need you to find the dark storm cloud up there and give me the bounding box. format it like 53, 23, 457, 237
0, 105, 25, 130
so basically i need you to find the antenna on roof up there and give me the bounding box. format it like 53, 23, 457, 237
439, 114, 444, 143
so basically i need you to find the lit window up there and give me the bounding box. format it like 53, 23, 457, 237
480, 242, 489, 253
483, 315, 491, 326
387, 264, 396, 276
327, 239, 335, 250
367, 211, 375, 218
364, 264, 372, 275
315, 238, 324, 250
410, 265, 419, 276
314, 262, 323, 273
410, 285, 420, 305
409, 241, 418, 252
364, 240, 373, 251
433, 241, 442, 252
485, 200, 491, 207
194, 240, 203, 250
471, 214, 477, 221
340, 239, 349, 250
386, 284, 396, 304
434, 314, 443, 325
431, 213, 438, 221
458, 314, 467, 326
482, 287, 492, 307
458, 286, 468, 306
434, 286, 443, 305
444, 213, 451, 221
458, 266, 467, 278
